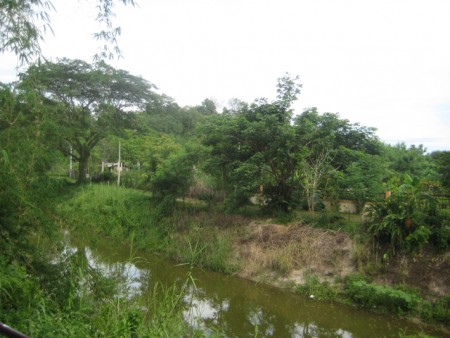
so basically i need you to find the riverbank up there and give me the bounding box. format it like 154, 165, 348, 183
57, 184, 450, 333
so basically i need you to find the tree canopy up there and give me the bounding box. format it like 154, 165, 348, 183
19, 58, 154, 182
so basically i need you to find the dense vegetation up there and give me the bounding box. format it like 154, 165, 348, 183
1, 58, 449, 335
1, 4, 449, 334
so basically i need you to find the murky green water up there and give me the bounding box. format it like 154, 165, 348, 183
67, 235, 445, 337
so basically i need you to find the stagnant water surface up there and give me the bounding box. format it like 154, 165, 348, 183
67, 235, 445, 337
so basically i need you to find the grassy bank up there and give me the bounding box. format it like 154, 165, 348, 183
1, 254, 202, 337
0, 181, 219, 337
57, 184, 450, 331
58, 184, 241, 273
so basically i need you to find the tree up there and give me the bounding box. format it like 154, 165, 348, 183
296, 147, 334, 213
431, 151, 450, 192
201, 74, 303, 213
0, 0, 136, 64
197, 98, 218, 115
19, 58, 154, 182
385, 143, 437, 181
294, 108, 382, 171
340, 152, 388, 213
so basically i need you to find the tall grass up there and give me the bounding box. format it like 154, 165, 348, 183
0, 247, 203, 337
58, 184, 239, 274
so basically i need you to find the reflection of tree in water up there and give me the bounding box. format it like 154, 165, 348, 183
182, 286, 228, 335
61, 241, 148, 300
291, 322, 354, 338
177, 278, 358, 337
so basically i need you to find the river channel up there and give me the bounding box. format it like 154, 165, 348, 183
67, 234, 444, 337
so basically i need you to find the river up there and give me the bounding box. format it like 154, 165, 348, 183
66, 234, 445, 338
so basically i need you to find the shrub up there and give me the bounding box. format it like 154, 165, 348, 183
430, 219, 450, 252
405, 226, 432, 254
345, 280, 419, 314
368, 174, 448, 254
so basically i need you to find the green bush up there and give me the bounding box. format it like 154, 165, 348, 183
0, 246, 205, 337
368, 174, 448, 254
345, 280, 419, 313
405, 226, 432, 254
430, 219, 450, 252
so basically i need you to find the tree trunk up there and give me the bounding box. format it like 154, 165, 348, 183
77, 147, 91, 183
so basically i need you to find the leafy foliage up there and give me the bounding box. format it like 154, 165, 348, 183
431, 150, 450, 192
345, 280, 419, 313
151, 148, 199, 207
0, 82, 62, 259
201, 74, 303, 213
368, 174, 448, 254
19, 58, 154, 182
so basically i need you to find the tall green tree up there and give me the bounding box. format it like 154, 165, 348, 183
197, 98, 218, 115
201, 74, 303, 212
19, 58, 154, 182
294, 108, 382, 171
430, 150, 450, 192
385, 143, 438, 184
340, 152, 388, 213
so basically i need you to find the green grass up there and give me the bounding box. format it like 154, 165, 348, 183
58, 184, 239, 273
0, 248, 204, 337
295, 274, 339, 301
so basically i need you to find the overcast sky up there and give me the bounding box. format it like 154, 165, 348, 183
1, 0, 450, 152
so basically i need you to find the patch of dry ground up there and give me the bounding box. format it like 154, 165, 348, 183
234, 219, 450, 297
235, 220, 356, 286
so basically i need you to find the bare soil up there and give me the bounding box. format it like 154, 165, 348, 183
233, 219, 450, 298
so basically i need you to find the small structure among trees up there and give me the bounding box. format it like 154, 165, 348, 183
101, 161, 130, 174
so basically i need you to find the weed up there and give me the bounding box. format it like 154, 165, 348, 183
303, 211, 345, 230
295, 273, 338, 301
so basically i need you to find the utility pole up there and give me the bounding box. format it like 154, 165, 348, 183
117, 141, 121, 187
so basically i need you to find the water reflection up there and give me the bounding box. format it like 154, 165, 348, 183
86, 247, 146, 297
62, 236, 444, 338
291, 323, 353, 338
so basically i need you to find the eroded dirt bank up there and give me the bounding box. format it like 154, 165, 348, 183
233, 220, 450, 298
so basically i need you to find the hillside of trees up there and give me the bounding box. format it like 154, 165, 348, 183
2, 58, 450, 253
0, 59, 448, 280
